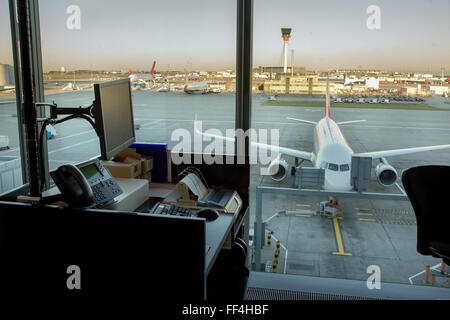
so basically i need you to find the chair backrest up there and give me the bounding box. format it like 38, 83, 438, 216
401, 165, 450, 256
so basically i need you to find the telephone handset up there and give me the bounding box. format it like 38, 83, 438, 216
51, 164, 95, 207
50, 158, 123, 208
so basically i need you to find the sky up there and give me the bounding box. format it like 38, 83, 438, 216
0, 0, 449, 73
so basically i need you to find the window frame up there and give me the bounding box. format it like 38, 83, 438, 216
11, 0, 253, 191
8, 0, 48, 192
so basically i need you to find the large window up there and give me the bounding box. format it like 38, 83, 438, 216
0, 0, 24, 194
39, 0, 236, 170
251, 0, 450, 288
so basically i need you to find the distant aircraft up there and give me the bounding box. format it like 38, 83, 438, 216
184, 81, 210, 94
195, 80, 450, 191
184, 70, 210, 94
128, 61, 158, 85
62, 82, 81, 91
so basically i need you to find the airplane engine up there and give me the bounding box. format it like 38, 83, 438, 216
268, 158, 289, 182
375, 159, 397, 187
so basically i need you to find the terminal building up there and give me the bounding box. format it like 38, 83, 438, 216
0, 64, 15, 87
263, 75, 341, 95
254, 66, 306, 75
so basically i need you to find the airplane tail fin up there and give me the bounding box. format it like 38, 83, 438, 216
325, 73, 331, 118
150, 61, 156, 75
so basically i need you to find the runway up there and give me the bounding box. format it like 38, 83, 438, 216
1, 90, 450, 287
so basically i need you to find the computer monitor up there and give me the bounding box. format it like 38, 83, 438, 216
93, 79, 136, 160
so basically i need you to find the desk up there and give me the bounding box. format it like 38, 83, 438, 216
0, 154, 250, 299
136, 195, 237, 278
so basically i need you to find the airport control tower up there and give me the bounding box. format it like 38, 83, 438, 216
281, 28, 292, 73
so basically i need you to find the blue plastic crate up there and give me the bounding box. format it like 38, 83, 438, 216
130, 143, 168, 182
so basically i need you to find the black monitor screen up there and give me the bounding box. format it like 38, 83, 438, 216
94, 79, 135, 160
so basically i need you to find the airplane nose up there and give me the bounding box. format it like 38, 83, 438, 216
324, 171, 352, 191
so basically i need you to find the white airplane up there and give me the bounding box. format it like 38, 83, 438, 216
128, 61, 158, 85
184, 81, 209, 94
195, 82, 450, 191
184, 70, 210, 94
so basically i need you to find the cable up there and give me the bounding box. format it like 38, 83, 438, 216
39, 118, 51, 192
178, 166, 209, 190
39, 114, 99, 192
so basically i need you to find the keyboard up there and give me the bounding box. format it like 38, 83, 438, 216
143, 202, 194, 217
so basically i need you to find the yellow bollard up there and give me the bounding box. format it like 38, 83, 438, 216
272, 260, 278, 272
425, 266, 430, 284
276, 241, 281, 249
430, 274, 436, 286
441, 260, 446, 274
267, 232, 272, 247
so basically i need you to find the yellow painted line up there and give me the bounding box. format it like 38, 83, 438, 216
357, 213, 373, 216
296, 208, 312, 212
359, 218, 376, 222
355, 208, 370, 211
331, 216, 352, 256
296, 204, 311, 207
295, 214, 312, 217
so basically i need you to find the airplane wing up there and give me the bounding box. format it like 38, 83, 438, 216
354, 144, 450, 159
336, 120, 366, 125
194, 117, 313, 161
254, 142, 313, 161
286, 117, 317, 125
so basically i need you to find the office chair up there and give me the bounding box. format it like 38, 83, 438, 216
401, 165, 450, 265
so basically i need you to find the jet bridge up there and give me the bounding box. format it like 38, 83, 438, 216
294, 156, 375, 191
295, 167, 325, 188
350, 156, 372, 192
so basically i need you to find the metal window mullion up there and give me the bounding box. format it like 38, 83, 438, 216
9, 0, 28, 185
16, 0, 42, 195
29, 0, 49, 189
236, 0, 253, 157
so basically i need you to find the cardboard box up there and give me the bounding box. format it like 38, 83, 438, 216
140, 157, 153, 174
129, 143, 167, 182
101, 160, 141, 178
115, 148, 142, 161
115, 148, 153, 176
138, 171, 152, 183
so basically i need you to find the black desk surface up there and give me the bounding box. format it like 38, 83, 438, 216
136, 197, 236, 277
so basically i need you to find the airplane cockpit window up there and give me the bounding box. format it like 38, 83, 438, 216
328, 163, 339, 171
340, 164, 350, 171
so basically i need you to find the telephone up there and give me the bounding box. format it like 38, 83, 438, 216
50, 158, 123, 208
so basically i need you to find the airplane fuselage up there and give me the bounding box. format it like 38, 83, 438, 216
312, 117, 354, 191
184, 81, 209, 94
